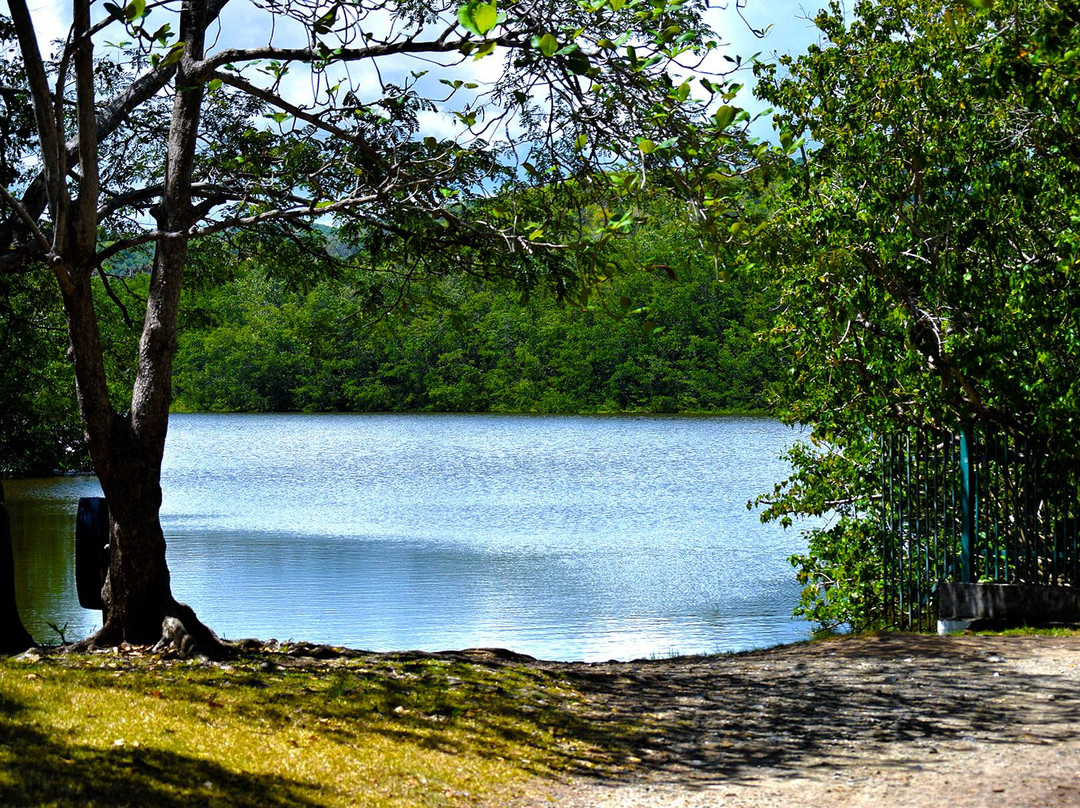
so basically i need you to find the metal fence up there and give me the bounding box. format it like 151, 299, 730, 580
881, 427, 1080, 631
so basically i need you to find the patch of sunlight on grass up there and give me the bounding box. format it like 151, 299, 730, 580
0, 650, 601, 808
974, 625, 1080, 638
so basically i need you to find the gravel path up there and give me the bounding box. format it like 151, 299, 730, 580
507, 634, 1080, 807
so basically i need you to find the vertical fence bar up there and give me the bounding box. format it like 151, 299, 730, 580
930, 433, 940, 629
992, 435, 1001, 581
881, 433, 892, 628
960, 429, 974, 584
924, 433, 932, 630
997, 438, 1006, 583
949, 433, 958, 582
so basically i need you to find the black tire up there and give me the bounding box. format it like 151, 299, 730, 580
75, 497, 109, 611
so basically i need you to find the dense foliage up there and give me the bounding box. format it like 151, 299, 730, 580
0, 273, 88, 476
0, 16, 83, 476
752, 0, 1080, 630
169, 223, 778, 415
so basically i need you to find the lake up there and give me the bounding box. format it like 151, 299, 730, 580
5, 413, 811, 661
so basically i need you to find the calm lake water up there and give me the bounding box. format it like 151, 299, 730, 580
5, 413, 811, 661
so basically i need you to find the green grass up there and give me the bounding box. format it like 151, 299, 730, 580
972, 624, 1080, 637
0, 648, 604, 808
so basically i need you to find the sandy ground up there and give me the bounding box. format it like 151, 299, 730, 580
507, 634, 1080, 807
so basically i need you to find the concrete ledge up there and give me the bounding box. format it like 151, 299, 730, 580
937, 619, 973, 635
938, 582, 1080, 625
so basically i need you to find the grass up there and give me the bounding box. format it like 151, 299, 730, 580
0, 647, 606, 808
972, 624, 1080, 637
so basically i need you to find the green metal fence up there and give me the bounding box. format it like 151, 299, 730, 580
880, 427, 1080, 631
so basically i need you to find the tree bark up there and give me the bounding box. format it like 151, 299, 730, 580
68, 0, 225, 656
0, 481, 34, 654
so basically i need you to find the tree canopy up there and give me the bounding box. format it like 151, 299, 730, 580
752, 0, 1080, 629
166, 211, 778, 415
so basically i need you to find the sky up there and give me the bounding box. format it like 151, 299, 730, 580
8, 0, 824, 143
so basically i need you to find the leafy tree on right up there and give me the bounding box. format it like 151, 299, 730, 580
750, 0, 1080, 630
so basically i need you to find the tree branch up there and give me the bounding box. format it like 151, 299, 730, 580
6, 0, 66, 234
0, 186, 52, 255
72, 0, 101, 253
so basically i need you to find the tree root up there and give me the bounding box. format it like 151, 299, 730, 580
64, 599, 232, 660
152, 601, 230, 660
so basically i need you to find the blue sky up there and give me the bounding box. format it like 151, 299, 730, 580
14, 0, 824, 143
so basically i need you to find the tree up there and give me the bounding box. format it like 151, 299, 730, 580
750, 0, 1080, 629
1, 0, 743, 651
0, 17, 86, 477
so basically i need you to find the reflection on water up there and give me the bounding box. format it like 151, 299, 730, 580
6, 475, 104, 645
5, 413, 811, 661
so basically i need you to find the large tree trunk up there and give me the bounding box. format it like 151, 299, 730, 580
60, 271, 222, 656
59, 0, 224, 656
0, 481, 34, 654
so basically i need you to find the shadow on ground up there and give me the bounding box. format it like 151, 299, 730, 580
5, 634, 1079, 804
522, 633, 1080, 786
0, 693, 321, 808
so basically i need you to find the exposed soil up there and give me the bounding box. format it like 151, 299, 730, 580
508, 634, 1080, 807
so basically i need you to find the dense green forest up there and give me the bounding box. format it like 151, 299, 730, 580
169, 243, 778, 416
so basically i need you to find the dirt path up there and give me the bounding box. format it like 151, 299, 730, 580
509, 634, 1080, 807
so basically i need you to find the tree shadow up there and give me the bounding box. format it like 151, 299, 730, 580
0, 691, 323, 808
14, 634, 1079, 802
527, 634, 1080, 786
253, 635, 1080, 790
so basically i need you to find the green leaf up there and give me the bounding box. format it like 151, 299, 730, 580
457, 3, 479, 35
472, 1, 498, 34
457, 0, 498, 36
566, 50, 592, 75
538, 33, 559, 57
158, 41, 185, 69
149, 23, 172, 45
637, 138, 656, 155
124, 0, 146, 22
473, 40, 497, 59
713, 105, 736, 131
314, 5, 338, 34
207, 78, 222, 93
